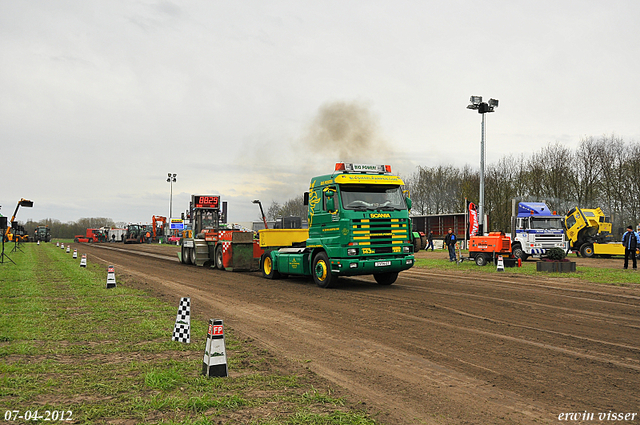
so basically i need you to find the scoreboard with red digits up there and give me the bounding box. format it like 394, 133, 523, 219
192, 195, 220, 209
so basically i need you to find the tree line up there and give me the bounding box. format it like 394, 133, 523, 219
264, 134, 639, 238
19, 217, 124, 239
403, 134, 638, 237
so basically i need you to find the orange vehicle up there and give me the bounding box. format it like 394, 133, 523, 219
152, 216, 167, 241
3, 198, 33, 242
468, 231, 512, 266
74, 228, 107, 243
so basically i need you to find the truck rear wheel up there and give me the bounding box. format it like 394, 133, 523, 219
580, 244, 594, 258
190, 247, 197, 265
182, 245, 192, 265
261, 252, 280, 279
374, 272, 398, 285
312, 252, 338, 288
475, 254, 488, 266
215, 246, 225, 270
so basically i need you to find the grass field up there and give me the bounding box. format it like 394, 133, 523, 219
0, 243, 377, 425
414, 251, 640, 286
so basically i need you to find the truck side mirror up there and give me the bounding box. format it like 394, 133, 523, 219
325, 189, 336, 212
303, 192, 309, 206
405, 197, 412, 210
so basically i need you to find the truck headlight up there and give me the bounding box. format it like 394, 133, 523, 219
403, 246, 410, 253
347, 248, 358, 256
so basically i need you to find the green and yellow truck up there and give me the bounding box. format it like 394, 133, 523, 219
259, 162, 415, 287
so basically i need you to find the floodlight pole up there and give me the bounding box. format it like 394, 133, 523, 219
467, 96, 498, 236
479, 112, 486, 236
167, 173, 177, 219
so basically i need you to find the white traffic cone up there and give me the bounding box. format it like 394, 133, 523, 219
106, 265, 116, 288
56, 242, 59, 247
80, 254, 87, 267
37, 240, 40, 246
73, 249, 78, 259
202, 319, 228, 377
61, 243, 64, 249
66, 246, 70, 253
172, 297, 191, 343
496, 255, 504, 272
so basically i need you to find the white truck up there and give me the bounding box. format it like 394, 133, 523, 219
510, 201, 569, 260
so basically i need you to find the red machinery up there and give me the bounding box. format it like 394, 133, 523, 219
152, 216, 167, 241
468, 232, 512, 266
179, 195, 263, 271
74, 228, 107, 243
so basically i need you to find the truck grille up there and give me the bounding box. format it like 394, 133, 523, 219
352, 218, 410, 248
533, 234, 565, 248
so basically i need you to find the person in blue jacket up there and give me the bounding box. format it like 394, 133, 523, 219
622, 225, 638, 269
444, 228, 457, 262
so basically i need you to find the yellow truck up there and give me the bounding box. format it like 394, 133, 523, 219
563, 207, 627, 257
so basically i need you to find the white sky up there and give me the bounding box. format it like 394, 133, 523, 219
2, 1, 639, 224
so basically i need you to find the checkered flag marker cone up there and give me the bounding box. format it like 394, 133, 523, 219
80, 254, 87, 268
73, 249, 78, 259
106, 265, 117, 289
171, 297, 191, 343
496, 255, 504, 272
202, 319, 228, 377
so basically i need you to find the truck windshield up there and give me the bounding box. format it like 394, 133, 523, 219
340, 184, 407, 211
530, 217, 563, 230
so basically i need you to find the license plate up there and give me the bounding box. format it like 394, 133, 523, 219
375, 261, 391, 267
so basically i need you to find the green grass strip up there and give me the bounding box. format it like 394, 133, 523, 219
415, 252, 640, 285
0, 243, 378, 424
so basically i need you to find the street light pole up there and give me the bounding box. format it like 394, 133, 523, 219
252, 200, 268, 229
467, 96, 498, 236
167, 173, 177, 218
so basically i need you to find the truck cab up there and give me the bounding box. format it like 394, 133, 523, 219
564, 207, 622, 257
511, 202, 568, 260
261, 162, 414, 287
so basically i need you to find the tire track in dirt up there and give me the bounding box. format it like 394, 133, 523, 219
78, 243, 640, 424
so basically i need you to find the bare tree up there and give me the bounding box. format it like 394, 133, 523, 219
596, 135, 626, 230
265, 201, 281, 221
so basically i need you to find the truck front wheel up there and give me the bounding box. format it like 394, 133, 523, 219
261, 252, 280, 279
512, 244, 528, 261
580, 244, 594, 258
312, 252, 338, 288
374, 272, 398, 285
475, 254, 488, 266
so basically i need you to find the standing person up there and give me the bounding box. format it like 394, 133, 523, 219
622, 225, 638, 269
425, 231, 434, 251
444, 228, 457, 262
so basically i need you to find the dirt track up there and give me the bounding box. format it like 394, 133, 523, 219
73, 243, 640, 424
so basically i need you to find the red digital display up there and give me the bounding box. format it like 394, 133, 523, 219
193, 195, 220, 209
